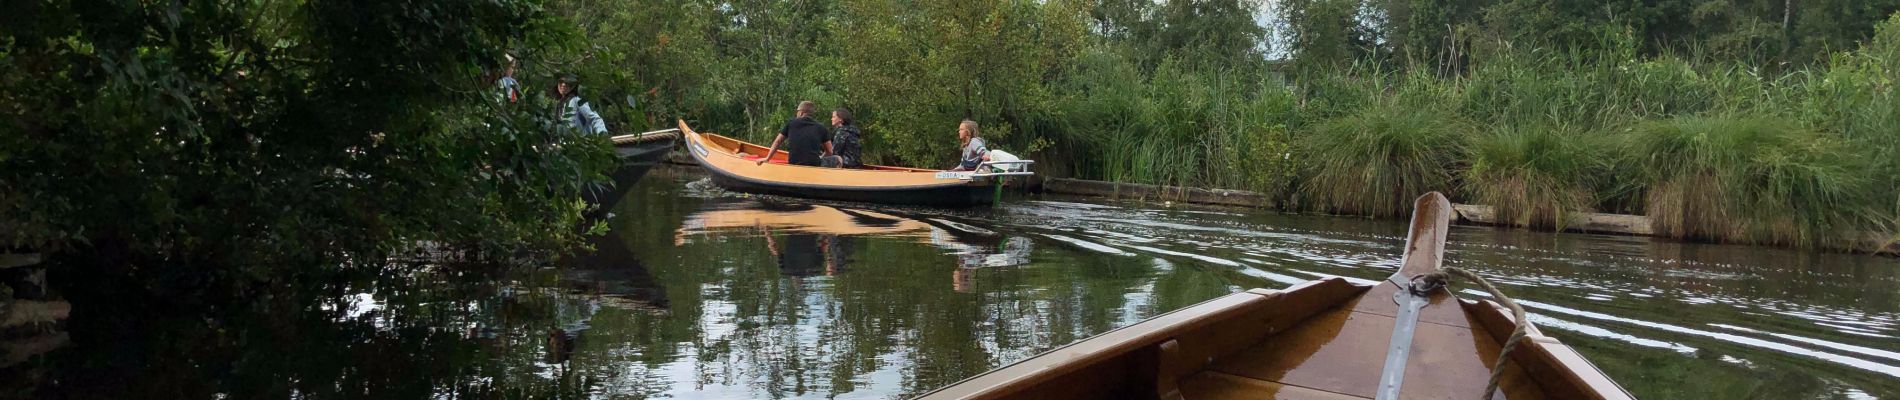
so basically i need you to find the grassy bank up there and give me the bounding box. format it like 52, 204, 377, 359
1040, 18, 1900, 250
546, 1, 1899, 250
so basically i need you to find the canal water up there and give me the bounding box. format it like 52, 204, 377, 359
17, 168, 1900, 399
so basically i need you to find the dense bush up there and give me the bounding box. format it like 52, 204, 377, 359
1627, 116, 1884, 247
0, 0, 614, 296
1462, 124, 1608, 229
1298, 105, 1467, 219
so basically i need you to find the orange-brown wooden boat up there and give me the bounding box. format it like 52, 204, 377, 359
677, 120, 1032, 207
918, 193, 1634, 400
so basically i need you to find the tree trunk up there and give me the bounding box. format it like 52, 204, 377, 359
1781, 0, 1797, 65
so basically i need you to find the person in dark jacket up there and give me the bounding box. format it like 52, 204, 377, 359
821, 107, 862, 168
553, 73, 607, 135
757, 101, 831, 167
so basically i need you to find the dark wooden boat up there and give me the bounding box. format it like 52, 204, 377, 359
919, 193, 1633, 400
611, 129, 679, 182
584, 129, 678, 206
678, 120, 1033, 207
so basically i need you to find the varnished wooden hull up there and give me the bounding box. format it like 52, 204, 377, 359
678, 120, 999, 207
919, 194, 1633, 400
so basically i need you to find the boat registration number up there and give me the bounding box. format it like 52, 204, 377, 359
935, 171, 972, 180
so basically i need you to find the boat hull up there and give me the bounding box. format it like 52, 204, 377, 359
585, 139, 675, 206
612, 139, 674, 185
677, 120, 1001, 208
702, 164, 995, 207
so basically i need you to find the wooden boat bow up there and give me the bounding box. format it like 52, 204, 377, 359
914, 190, 1633, 400
1375, 192, 1454, 400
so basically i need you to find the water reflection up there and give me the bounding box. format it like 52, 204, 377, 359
678, 199, 1035, 274
12, 169, 1899, 399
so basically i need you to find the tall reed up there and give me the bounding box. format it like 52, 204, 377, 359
1462, 124, 1608, 229
1626, 115, 1883, 247
1298, 105, 1466, 218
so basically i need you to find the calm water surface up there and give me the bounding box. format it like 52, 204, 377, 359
19, 168, 1900, 399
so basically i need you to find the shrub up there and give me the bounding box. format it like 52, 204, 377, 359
1627, 115, 1885, 247
1462, 124, 1608, 229
1298, 106, 1466, 218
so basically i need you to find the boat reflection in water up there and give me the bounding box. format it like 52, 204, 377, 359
536, 211, 675, 365
676, 199, 1033, 288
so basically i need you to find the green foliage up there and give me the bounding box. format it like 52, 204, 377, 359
1298, 105, 1467, 218
9, 0, 1900, 259
837, 0, 1087, 167
1462, 124, 1608, 229
1626, 115, 1883, 247
0, 0, 613, 294
543, 0, 722, 132
1045, 50, 1295, 192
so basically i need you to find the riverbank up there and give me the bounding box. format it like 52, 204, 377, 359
650, 160, 1895, 254
1037, 177, 1898, 255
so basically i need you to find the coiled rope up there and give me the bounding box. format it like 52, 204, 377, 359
1414, 266, 1531, 400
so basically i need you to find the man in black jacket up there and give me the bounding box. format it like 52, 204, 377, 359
757, 101, 831, 167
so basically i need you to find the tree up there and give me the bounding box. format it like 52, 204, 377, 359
1280, 0, 1382, 76
0, 0, 612, 298
836, 0, 1088, 166
1151, 0, 1271, 70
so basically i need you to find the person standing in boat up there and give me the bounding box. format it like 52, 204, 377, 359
496, 54, 521, 104
552, 73, 607, 135
756, 101, 832, 166
949, 119, 989, 171
821, 107, 863, 168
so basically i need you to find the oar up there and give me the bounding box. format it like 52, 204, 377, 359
610, 128, 681, 145
1373, 192, 1454, 400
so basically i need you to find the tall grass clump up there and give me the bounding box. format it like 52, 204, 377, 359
1462, 124, 1608, 229
1048, 50, 1292, 189
1627, 115, 1886, 247
1299, 106, 1466, 218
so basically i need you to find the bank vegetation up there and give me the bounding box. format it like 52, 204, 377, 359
557, 0, 1900, 250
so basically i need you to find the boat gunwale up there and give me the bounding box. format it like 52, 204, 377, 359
913, 278, 1367, 399
1461, 298, 1635, 400
914, 192, 1637, 400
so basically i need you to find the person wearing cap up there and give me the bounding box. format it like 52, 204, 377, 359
553, 73, 607, 135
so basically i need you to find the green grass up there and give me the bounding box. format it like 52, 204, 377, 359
1626, 115, 1884, 247
1298, 106, 1466, 218
1462, 124, 1608, 229
971, 16, 1900, 250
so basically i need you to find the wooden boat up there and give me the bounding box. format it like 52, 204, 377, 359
677, 120, 1033, 207
919, 192, 1633, 400
584, 129, 679, 205
611, 129, 680, 180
